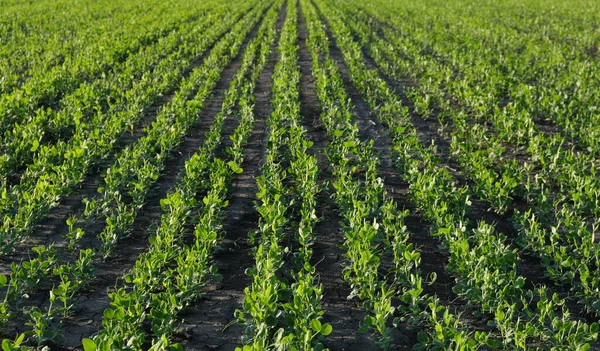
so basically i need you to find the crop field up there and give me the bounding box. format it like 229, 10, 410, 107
1, 0, 600, 349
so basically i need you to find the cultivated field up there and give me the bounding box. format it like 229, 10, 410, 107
1, 0, 600, 349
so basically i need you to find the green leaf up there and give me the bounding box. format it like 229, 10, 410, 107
160, 198, 171, 208
321, 323, 332, 336
435, 324, 444, 339
82, 338, 97, 351
343, 140, 356, 148
496, 309, 505, 322
15, 333, 25, 345
416, 331, 429, 343
31, 139, 39, 152
227, 161, 243, 174
0, 275, 6, 286
474, 331, 487, 342
311, 318, 322, 332
363, 315, 375, 327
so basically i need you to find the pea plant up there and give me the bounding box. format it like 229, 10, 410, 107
236, 2, 331, 349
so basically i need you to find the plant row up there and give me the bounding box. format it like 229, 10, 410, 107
83, 1, 283, 349
301, 0, 485, 349
339, 0, 600, 322
0, 0, 197, 134
0, 5, 217, 188
0, 0, 267, 347
235, 1, 331, 349
313, 0, 598, 348
0, 0, 254, 256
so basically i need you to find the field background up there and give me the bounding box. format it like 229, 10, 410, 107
1, 0, 600, 349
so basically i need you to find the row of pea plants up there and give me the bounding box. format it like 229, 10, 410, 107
338, 0, 596, 338
0, 0, 265, 346
0, 6, 213, 188
0, 247, 95, 348
314, 0, 598, 348
0, 0, 172, 96
354, 0, 600, 157
338, 0, 600, 321
76, 0, 269, 259
234, 1, 331, 349
81, 2, 284, 349
336, 1, 522, 214
352, 0, 600, 216
338, 0, 598, 305
352, 0, 600, 237
0, 0, 254, 256
0, 0, 189, 135
300, 0, 485, 349
0, 0, 232, 197
341, 0, 600, 221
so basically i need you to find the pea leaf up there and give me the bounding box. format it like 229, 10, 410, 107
82, 338, 96, 351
